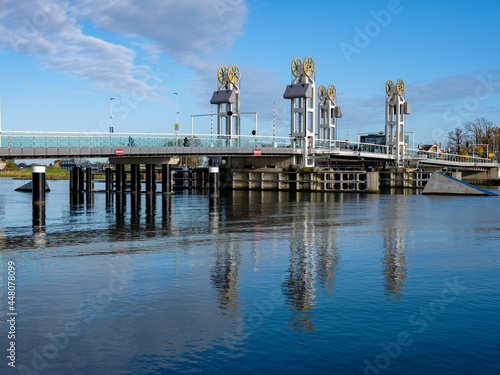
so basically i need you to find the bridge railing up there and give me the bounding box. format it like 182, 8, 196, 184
406, 149, 492, 164
0, 131, 294, 149
315, 139, 391, 155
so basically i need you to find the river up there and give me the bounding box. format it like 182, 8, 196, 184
0, 178, 499, 374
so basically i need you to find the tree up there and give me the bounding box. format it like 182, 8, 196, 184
5, 160, 18, 170
184, 156, 203, 168
447, 127, 467, 155
463, 117, 496, 158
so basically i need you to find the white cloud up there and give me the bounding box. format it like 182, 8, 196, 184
73, 0, 248, 69
0, 0, 249, 98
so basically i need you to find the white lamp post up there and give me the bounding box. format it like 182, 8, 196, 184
110, 98, 114, 133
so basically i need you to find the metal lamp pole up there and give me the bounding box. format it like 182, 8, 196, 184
110, 98, 114, 133
174, 93, 179, 130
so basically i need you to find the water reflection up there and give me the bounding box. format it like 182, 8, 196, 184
210, 233, 241, 316
146, 193, 156, 234
316, 227, 339, 294
69, 192, 85, 210
162, 195, 172, 234
32, 203, 46, 247
282, 228, 317, 333
130, 193, 141, 230
115, 192, 126, 233
381, 197, 408, 301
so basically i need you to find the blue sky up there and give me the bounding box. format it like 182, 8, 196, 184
0, 0, 499, 146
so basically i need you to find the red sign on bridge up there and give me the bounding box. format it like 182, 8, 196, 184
116, 149, 124, 155
254, 148, 261, 156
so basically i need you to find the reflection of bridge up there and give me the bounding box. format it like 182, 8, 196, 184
0, 131, 496, 170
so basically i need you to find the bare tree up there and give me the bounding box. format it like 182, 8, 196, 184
447, 126, 466, 155
464, 117, 496, 157
491, 126, 500, 162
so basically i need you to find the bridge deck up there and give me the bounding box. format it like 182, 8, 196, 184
0, 131, 496, 168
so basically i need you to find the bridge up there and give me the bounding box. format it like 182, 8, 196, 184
0, 130, 496, 170
0, 57, 498, 188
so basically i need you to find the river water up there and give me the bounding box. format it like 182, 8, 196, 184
0, 178, 499, 374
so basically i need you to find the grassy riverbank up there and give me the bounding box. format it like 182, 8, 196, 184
0, 168, 70, 180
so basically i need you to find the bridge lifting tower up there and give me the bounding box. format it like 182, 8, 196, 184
283, 56, 316, 168
385, 79, 411, 165
210, 65, 241, 138
317, 84, 342, 141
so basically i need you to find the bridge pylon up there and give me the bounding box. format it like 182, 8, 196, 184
385, 79, 411, 165
210, 65, 241, 140
283, 56, 316, 168
317, 84, 342, 142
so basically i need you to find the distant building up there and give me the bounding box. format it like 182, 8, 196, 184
60, 160, 76, 171
359, 132, 386, 145
417, 143, 444, 153
359, 132, 411, 147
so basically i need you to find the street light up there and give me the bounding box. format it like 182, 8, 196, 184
109, 98, 114, 133
173, 93, 179, 133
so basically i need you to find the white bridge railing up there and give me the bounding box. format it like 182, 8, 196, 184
0, 131, 292, 149
0, 131, 495, 164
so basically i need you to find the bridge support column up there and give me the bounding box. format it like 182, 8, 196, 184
70, 167, 84, 192
130, 164, 141, 192
85, 167, 93, 192
209, 167, 219, 197
162, 164, 172, 194
115, 165, 126, 193
105, 167, 112, 192
146, 164, 156, 193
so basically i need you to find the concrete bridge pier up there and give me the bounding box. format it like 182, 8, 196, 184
105, 167, 112, 192
115, 165, 126, 193
130, 164, 141, 192
108, 157, 179, 194
162, 164, 172, 194
146, 164, 156, 193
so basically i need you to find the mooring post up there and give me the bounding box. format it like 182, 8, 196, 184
32, 201, 46, 233
209, 166, 219, 197
85, 167, 93, 192
105, 167, 112, 192
146, 164, 156, 193
162, 164, 172, 194
70, 166, 84, 192
32, 165, 46, 204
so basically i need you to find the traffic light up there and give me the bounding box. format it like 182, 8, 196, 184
252, 130, 256, 136
465, 142, 469, 148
